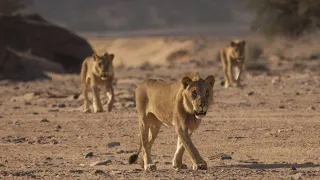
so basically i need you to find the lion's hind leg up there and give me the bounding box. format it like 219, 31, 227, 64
139, 113, 162, 171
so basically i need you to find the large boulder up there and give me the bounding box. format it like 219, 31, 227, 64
0, 47, 65, 81
0, 13, 94, 73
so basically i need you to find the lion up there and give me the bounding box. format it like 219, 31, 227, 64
73, 52, 115, 113
128, 72, 215, 171
220, 39, 246, 88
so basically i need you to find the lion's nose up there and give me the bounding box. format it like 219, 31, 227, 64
102, 73, 107, 78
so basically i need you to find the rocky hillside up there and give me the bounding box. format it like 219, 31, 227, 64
26, 0, 252, 32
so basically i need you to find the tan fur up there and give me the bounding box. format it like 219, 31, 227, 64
74, 52, 115, 113
128, 72, 215, 171
220, 39, 246, 88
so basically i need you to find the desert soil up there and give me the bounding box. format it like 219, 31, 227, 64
0, 40, 320, 180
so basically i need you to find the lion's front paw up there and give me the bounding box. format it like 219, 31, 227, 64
145, 164, 157, 172
173, 163, 188, 171
107, 105, 113, 112
236, 83, 243, 89
83, 108, 91, 113
93, 108, 104, 113
192, 161, 207, 170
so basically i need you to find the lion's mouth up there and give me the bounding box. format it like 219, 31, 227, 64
236, 58, 244, 62
194, 111, 207, 119
101, 76, 108, 80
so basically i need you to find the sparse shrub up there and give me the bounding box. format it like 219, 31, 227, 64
247, 0, 320, 38
246, 43, 264, 62
0, 0, 32, 15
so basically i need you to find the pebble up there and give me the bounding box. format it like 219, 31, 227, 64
40, 118, 50, 123
90, 160, 112, 166
85, 152, 94, 158
220, 154, 232, 160
107, 142, 120, 148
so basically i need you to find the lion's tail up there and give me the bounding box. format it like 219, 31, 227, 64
128, 138, 142, 164
73, 60, 87, 100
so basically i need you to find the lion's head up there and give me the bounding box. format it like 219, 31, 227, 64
92, 52, 114, 80
181, 74, 215, 119
230, 39, 246, 62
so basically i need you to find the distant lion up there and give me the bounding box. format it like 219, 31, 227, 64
128, 72, 215, 171
74, 52, 115, 113
220, 39, 246, 88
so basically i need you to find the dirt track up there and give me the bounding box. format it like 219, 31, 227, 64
0, 53, 320, 179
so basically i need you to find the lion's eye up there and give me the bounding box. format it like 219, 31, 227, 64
192, 91, 197, 98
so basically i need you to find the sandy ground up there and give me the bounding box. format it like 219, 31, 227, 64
0, 39, 320, 180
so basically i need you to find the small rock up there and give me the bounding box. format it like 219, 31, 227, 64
56, 125, 62, 129
90, 160, 112, 166
271, 76, 281, 84
13, 106, 21, 109
25, 102, 31, 106
291, 165, 297, 170
94, 170, 106, 175
32, 112, 39, 115
308, 106, 316, 110
110, 170, 122, 175
46, 157, 52, 161
116, 150, 135, 154
296, 92, 300, 96
0, 116, 3, 119
128, 169, 142, 173
107, 142, 120, 148
85, 152, 94, 158
220, 154, 232, 160
48, 109, 59, 112
247, 92, 255, 96
11, 137, 27, 143
279, 105, 285, 109
116, 150, 124, 154
69, 170, 84, 174
52, 140, 58, 145
57, 103, 66, 108
40, 118, 50, 123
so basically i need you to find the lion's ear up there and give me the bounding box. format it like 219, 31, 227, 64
108, 54, 115, 61
205, 75, 215, 87
230, 41, 237, 47
92, 53, 99, 61
103, 52, 109, 57
181, 76, 192, 89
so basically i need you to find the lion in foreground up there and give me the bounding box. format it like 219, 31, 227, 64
74, 52, 115, 113
128, 72, 215, 171
220, 39, 246, 88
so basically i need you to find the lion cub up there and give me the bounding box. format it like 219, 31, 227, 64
220, 39, 246, 88
74, 52, 115, 113
128, 72, 215, 171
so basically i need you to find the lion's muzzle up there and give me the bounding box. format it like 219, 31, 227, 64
194, 110, 207, 119
101, 73, 108, 80
236, 57, 244, 62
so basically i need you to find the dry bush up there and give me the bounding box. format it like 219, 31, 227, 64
263, 34, 320, 61
247, 0, 320, 38
0, 0, 32, 15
